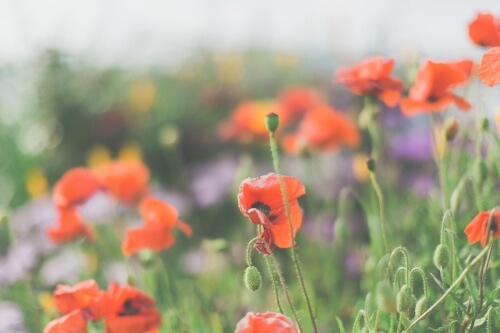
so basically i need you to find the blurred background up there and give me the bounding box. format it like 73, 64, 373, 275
1, 1, 500, 331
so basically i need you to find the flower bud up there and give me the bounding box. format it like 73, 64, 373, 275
396, 285, 412, 313
433, 244, 450, 269
126, 276, 137, 287
265, 113, 279, 133
405, 295, 417, 319
444, 118, 459, 142
474, 160, 488, 183
366, 158, 376, 172
415, 297, 429, 318
243, 265, 262, 292
481, 117, 490, 132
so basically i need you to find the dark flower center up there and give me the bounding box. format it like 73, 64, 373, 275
118, 299, 140, 316
251, 201, 271, 216
490, 222, 498, 233
428, 96, 439, 103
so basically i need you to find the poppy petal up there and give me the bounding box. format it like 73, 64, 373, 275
122, 224, 175, 256
479, 47, 500, 87
44, 309, 88, 333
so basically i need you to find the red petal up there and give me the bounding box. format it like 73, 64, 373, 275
479, 47, 500, 87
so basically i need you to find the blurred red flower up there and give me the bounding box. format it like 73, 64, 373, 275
479, 47, 500, 86
122, 197, 192, 256
464, 210, 500, 247
334, 56, 403, 107
278, 86, 322, 117
47, 208, 95, 244
53, 280, 109, 321
44, 309, 88, 333
400, 61, 472, 116
468, 13, 500, 47
53, 168, 102, 209
282, 105, 360, 155
93, 161, 150, 205
238, 173, 305, 249
235, 312, 298, 333
105, 282, 161, 333
219, 100, 290, 142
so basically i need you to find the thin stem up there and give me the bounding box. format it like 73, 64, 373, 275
269, 131, 317, 333
265, 255, 284, 314
373, 307, 381, 332
370, 172, 390, 253
245, 237, 259, 266
405, 245, 491, 332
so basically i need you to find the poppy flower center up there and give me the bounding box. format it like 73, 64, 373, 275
251, 201, 271, 216
118, 299, 140, 316
428, 96, 439, 103
490, 222, 498, 233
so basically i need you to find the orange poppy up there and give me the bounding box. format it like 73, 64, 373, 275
479, 47, 500, 87
93, 161, 150, 205
334, 56, 403, 107
238, 173, 305, 249
278, 87, 321, 116
218, 100, 288, 142
468, 13, 500, 47
53, 280, 109, 321
400, 61, 471, 116
464, 210, 500, 247
44, 309, 88, 333
47, 208, 95, 244
282, 105, 360, 155
235, 312, 298, 333
122, 197, 192, 256
53, 168, 102, 209
105, 282, 161, 333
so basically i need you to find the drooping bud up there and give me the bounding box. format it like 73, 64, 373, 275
396, 285, 413, 313
405, 295, 417, 319
433, 244, 450, 269
265, 113, 279, 133
474, 160, 488, 183
444, 118, 459, 142
481, 117, 490, 132
366, 158, 376, 172
415, 297, 429, 318
243, 265, 262, 292
376, 280, 397, 313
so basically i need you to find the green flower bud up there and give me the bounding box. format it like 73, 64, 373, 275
376, 280, 397, 313
415, 297, 429, 318
474, 160, 488, 183
481, 118, 490, 132
243, 265, 262, 292
405, 295, 417, 319
126, 275, 137, 287
366, 158, 376, 172
444, 118, 459, 142
433, 244, 450, 269
265, 113, 279, 133
396, 285, 413, 313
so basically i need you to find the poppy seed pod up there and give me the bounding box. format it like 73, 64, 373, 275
433, 244, 450, 269
265, 113, 279, 133
244, 265, 262, 292
415, 297, 429, 318
396, 285, 413, 313
366, 158, 376, 172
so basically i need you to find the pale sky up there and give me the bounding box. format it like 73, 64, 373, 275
1, 0, 499, 67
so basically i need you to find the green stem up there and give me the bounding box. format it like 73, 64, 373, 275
265, 255, 284, 314
370, 172, 390, 253
245, 237, 259, 266
405, 245, 491, 332
269, 131, 317, 333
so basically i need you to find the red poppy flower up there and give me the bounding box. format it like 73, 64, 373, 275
53, 280, 109, 321
278, 87, 321, 116
400, 61, 471, 116
464, 210, 500, 247
334, 56, 403, 107
238, 173, 305, 249
218, 100, 288, 142
44, 309, 88, 333
53, 168, 102, 209
479, 47, 500, 87
282, 105, 360, 155
468, 13, 500, 47
47, 208, 95, 244
93, 161, 150, 205
235, 312, 298, 333
105, 282, 161, 333
122, 197, 192, 256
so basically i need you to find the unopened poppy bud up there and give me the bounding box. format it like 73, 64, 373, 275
405, 295, 417, 319
243, 265, 262, 292
376, 280, 397, 313
265, 113, 279, 133
433, 244, 450, 269
481, 118, 490, 131
444, 118, 459, 142
474, 160, 488, 183
366, 158, 376, 172
415, 297, 429, 318
334, 218, 348, 243
396, 285, 413, 313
